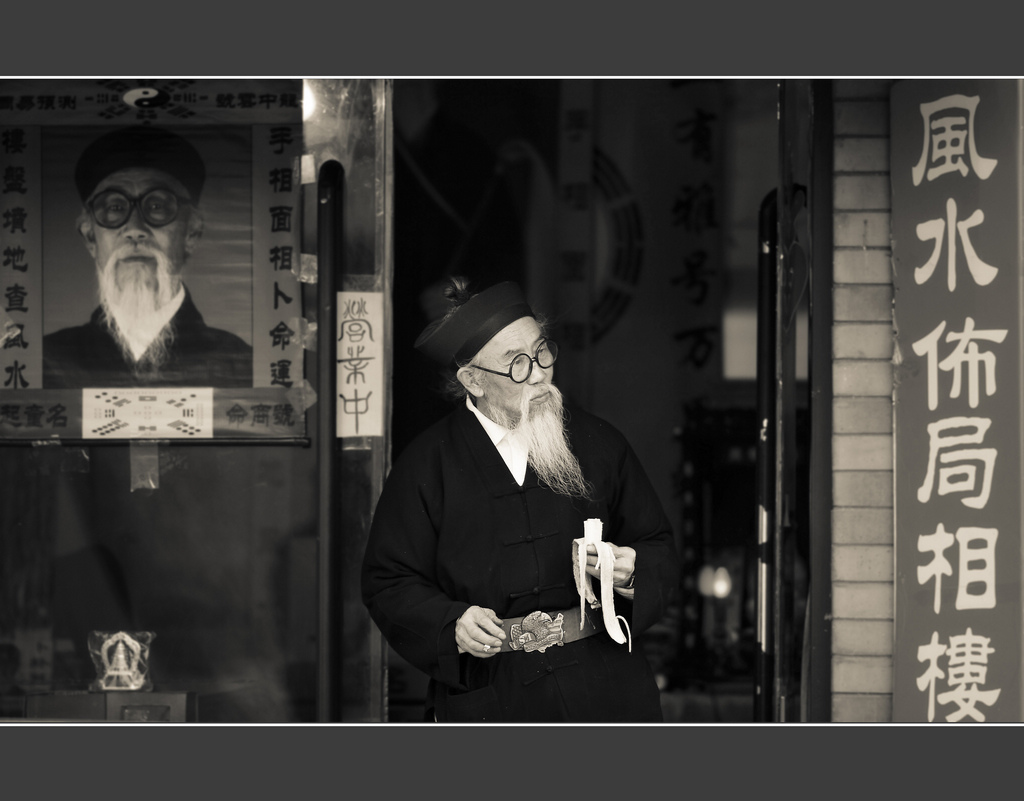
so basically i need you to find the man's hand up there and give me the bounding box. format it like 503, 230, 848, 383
455, 606, 506, 657
584, 543, 636, 588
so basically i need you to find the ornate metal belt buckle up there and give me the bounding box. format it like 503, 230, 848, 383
510, 611, 565, 653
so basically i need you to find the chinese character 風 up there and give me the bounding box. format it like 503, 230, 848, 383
912, 94, 997, 185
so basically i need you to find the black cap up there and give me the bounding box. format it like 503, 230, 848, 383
414, 281, 535, 365
75, 126, 206, 203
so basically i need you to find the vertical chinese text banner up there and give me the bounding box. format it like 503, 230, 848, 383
337, 291, 383, 438
1, 126, 40, 390
892, 79, 1022, 722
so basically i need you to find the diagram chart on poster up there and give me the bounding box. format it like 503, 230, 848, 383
82, 388, 214, 439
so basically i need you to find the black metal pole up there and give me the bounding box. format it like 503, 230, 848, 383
755, 189, 778, 722
316, 160, 344, 722
806, 79, 835, 722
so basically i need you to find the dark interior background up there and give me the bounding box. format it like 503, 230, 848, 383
1, 79, 800, 723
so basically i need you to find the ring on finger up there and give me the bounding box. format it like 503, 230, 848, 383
483, 644, 490, 652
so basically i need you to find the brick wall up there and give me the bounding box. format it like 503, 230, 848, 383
830, 79, 896, 722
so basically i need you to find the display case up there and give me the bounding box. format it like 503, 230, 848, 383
0, 79, 391, 722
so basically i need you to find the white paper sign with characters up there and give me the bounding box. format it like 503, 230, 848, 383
336, 291, 384, 438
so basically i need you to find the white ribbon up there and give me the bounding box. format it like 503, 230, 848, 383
572, 518, 631, 652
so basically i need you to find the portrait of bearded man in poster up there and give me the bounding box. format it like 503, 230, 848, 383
42, 125, 253, 389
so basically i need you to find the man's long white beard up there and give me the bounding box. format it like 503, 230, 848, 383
492, 384, 592, 499
97, 244, 178, 370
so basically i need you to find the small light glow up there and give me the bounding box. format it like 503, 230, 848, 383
712, 567, 732, 599
302, 82, 317, 121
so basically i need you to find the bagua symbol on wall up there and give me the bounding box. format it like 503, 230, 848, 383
91, 79, 200, 122
590, 148, 644, 343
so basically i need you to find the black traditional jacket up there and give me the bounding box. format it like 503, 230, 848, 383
361, 401, 679, 722
42, 288, 252, 388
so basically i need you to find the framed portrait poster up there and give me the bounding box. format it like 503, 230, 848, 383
0, 79, 307, 441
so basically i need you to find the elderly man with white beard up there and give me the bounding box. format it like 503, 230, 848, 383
361, 278, 679, 722
42, 126, 252, 388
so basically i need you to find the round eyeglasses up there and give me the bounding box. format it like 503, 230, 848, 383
471, 339, 558, 383
88, 188, 184, 229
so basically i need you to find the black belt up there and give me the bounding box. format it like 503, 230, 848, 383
498, 606, 604, 653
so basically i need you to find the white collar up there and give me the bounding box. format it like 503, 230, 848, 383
465, 396, 528, 484
465, 395, 508, 446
